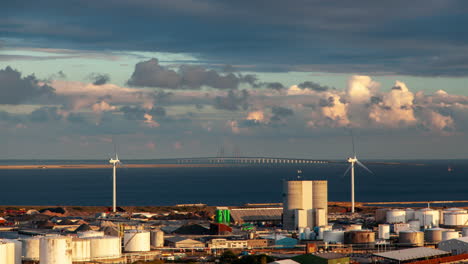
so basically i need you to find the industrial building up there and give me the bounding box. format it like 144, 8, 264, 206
373, 247, 450, 263
282, 180, 328, 230
230, 207, 283, 225
438, 237, 468, 255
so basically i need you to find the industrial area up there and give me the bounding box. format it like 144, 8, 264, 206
1, 159, 468, 264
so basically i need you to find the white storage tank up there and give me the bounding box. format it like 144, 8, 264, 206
346, 224, 362, 231
386, 209, 406, 224
77, 231, 104, 238
323, 230, 345, 243
21, 237, 40, 261
405, 209, 415, 222
441, 208, 467, 225
315, 208, 327, 227
415, 209, 440, 227
375, 208, 388, 223
444, 213, 468, 227
378, 224, 390, 239
442, 231, 459, 241
88, 236, 121, 260
72, 238, 91, 262
150, 230, 164, 247
39, 236, 72, 264
123, 230, 150, 252
317, 225, 332, 240
0, 239, 20, 264
408, 220, 420, 231
304, 227, 311, 240
462, 227, 468, 237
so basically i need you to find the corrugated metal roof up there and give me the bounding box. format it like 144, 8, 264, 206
230, 208, 283, 222
374, 247, 449, 261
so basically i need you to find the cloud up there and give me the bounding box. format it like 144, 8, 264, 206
270, 106, 293, 122
0, 66, 55, 104
298, 81, 331, 92
127, 58, 257, 89
92, 101, 116, 113
369, 81, 416, 127
214, 89, 249, 111
88, 73, 110, 85
29, 107, 64, 122
246, 110, 265, 123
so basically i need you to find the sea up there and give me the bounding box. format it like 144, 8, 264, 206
0, 159, 466, 207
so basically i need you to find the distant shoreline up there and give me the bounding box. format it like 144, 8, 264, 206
0, 164, 246, 170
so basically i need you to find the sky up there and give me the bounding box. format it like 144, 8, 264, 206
1, 0, 468, 159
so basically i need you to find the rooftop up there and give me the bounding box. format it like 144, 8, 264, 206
373, 247, 450, 261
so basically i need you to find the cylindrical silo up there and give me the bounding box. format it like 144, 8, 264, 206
386, 209, 406, 224
123, 230, 150, 252
317, 225, 332, 240
405, 209, 415, 222
312, 181, 328, 225
408, 220, 420, 231
415, 209, 440, 228
88, 236, 121, 260
378, 224, 390, 239
375, 208, 388, 224
39, 236, 72, 264
323, 230, 345, 243
442, 231, 459, 241
398, 231, 424, 247
77, 231, 104, 238
72, 238, 91, 262
344, 230, 375, 244
425, 228, 445, 243
282, 180, 313, 230
1, 239, 21, 264
21, 237, 40, 261
304, 227, 311, 240
150, 230, 164, 248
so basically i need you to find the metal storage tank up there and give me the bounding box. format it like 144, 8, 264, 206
386, 209, 406, 223
88, 236, 121, 260
346, 224, 362, 231
441, 208, 466, 225
21, 237, 40, 261
0, 239, 18, 264
312, 181, 328, 225
39, 236, 72, 264
415, 209, 440, 227
444, 213, 468, 227
295, 209, 308, 229
323, 230, 345, 243
378, 224, 390, 239
72, 238, 91, 262
77, 231, 104, 238
375, 208, 388, 224
317, 225, 332, 240
425, 228, 445, 243
408, 220, 420, 231
462, 227, 468, 237
405, 209, 415, 222
344, 230, 375, 244
123, 230, 150, 252
150, 230, 164, 247
442, 231, 459, 241
398, 230, 424, 247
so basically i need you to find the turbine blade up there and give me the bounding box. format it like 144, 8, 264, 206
351, 130, 356, 156
356, 160, 373, 174
342, 164, 352, 178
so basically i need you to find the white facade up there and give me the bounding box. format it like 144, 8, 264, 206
72, 238, 91, 262
87, 236, 121, 260
386, 209, 406, 223
0, 239, 20, 264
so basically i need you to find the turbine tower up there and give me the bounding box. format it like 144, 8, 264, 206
343, 134, 372, 213
109, 153, 120, 213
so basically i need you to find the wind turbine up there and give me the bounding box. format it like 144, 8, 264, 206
109, 153, 121, 213
343, 134, 373, 213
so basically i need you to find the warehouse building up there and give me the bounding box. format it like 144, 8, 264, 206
230, 207, 283, 225
438, 237, 468, 255
373, 247, 450, 263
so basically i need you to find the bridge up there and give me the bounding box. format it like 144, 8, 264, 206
174, 157, 330, 165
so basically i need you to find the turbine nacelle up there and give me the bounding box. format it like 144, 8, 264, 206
347, 157, 357, 163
